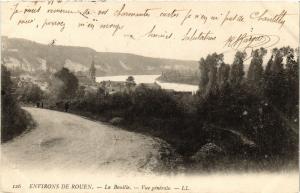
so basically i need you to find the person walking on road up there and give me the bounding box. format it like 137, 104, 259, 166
64, 102, 69, 112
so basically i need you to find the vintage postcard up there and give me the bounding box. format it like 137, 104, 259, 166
1, 1, 299, 193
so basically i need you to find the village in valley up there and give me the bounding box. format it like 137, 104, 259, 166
4, 57, 195, 105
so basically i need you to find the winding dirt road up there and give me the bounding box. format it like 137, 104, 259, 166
2, 107, 170, 174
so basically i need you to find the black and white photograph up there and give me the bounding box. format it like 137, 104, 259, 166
1, 1, 299, 193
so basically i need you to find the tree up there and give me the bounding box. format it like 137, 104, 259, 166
229, 51, 246, 86
247, 48, 267, 88
199, 58, 209, 93
17, 83, 44, 104
264, 55, 273, 76
89, 59, 96, 82
125, 76, 136, 91
284, 47, 299, 118
217, 62, 230, 88
199, 53, 224, 96
51, 67, 79, 100
263, 48, 288, 112
206, 64, 217, 96
271, 48, 284, 74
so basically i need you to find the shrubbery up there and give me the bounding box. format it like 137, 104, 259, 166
16, 83, 44, 104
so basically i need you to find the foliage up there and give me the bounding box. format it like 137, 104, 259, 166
125, 76, 136, 89
50, 67, 79, 100
16, 83, 44, 104
196, 47, 298, 160
1, 66, 35, 142
247, 48, 267, 89
130, 87, 183, 119
198, 53, 224, 95
229, 51, 246, 85
263, 47, 298, 116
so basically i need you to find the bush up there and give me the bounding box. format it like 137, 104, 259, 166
49, 67, 79, 100
130, 87, 183, 119
17, 83, 44, 104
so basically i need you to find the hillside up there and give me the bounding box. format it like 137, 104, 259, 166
1, 36, 198, 76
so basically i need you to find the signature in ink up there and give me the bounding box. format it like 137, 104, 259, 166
224, 33, 280, 51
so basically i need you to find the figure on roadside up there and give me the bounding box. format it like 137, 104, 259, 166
64, 102, 69, 112
36, 102, 40, 108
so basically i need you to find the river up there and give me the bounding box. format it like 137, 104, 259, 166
96, 75, 199, 93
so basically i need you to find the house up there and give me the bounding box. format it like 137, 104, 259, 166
99, 80, 135, 95
14, 75, 49, 91
137, 82, 161, 90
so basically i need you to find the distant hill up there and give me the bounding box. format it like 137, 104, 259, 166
1, 36, 199, 76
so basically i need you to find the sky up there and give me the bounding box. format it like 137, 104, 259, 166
1, 1, 299, 64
